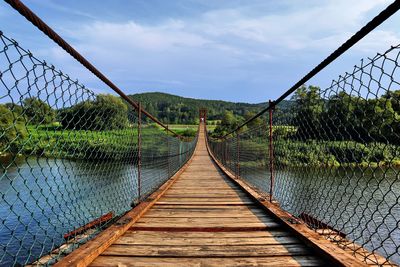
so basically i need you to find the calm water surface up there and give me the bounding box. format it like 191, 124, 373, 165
0, 157, 138, 266
243, 166, 400, 264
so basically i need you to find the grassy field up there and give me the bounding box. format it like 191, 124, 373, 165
7, 124, 197, 160
168, 124, 198, 130
169, 124, 216, 131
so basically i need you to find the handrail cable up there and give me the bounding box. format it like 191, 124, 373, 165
4, 0, 182, 137
219, 0, 400, 138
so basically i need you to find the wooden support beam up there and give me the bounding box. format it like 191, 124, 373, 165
63, 212, 114, 240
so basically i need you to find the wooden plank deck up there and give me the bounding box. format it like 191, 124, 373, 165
87, 126, 328, 266
56, 124, 370, 267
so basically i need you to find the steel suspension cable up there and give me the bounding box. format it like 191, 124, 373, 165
4, 0, 182, 137
220, 0, 400, 138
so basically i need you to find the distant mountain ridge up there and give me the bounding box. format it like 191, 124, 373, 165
128, 92, 270, 124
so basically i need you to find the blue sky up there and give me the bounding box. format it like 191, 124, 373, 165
1, 0, 399, 103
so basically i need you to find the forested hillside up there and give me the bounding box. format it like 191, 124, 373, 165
128, 92, 267, 124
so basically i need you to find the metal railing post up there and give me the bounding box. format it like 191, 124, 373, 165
167, 125, 170, 177
224, 139, 228, 166
228, 139, 231, 170
137, 102, 142, 201
268, 100, 275, 202
236, 132, 240, 178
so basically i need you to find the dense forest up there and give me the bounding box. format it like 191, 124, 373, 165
291, 85, 400, 144
128, 92, 268, 124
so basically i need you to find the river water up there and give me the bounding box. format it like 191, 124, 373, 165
1, 158, 400, 265
242, 166, 400, 264
0, 157, 139, 266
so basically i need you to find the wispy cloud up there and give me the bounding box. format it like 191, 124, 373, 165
197, 0, 393, 51
2, 0, 398, 102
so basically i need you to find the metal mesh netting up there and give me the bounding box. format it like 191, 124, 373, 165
0, 31, 197, 266
207, 44, 400, 265
139, 114, 198, 201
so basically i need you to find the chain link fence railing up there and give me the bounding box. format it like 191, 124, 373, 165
139, 112, 198, 201
207, 44, 400, 265
0, 31, 197, 266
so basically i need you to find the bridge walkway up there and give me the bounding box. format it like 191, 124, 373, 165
86, 125, 328, 266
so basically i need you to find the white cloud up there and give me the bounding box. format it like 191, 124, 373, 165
71, 20, 210, 52
197, 0, 395, 51
24, 0, 400, 101
354, 30, 400, 53
65, 0, 398, 72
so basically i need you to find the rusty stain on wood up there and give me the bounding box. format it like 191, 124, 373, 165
64, 212, 114, 240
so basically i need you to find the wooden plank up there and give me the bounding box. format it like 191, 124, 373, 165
146, 206, 263, 211
150, 204, 260, 209
129, 226, 280, 232
163, 192, 248, 195
115, 235, 301, 246
132, 221, 280, 228
102, 244, 312, 257
176, 181, 231, 183
136, 217, 275, 224
171, 181, 233, 184
172, 178, 232, 181
91, 255, 325, 267
155, 201, 255, 205
169, 186, 239, 189
142, 211, 267, 218
123, 230, 292, 238
150, 205, 260, 210
168, 187, 243, 190
165, 196, 249, 199
159, 196, 252, 200
142, 214, 270, 219
143, 208, 265, 214
157, 197, 254, 202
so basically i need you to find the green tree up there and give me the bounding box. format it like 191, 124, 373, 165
0, 105, 27, 152
382, 90, 400, 112
23, 97, 55, 124
221, 110, 236, 127
211, 110, 245, 136
60, 94, 129, 130
5, 103, 24, 116
370, 91, 400, 144
292, 85, 323, 139
244, 111, 263, 128
322, 92, 361, 141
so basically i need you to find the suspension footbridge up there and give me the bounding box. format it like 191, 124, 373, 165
1, 0, 400, 266
54, 124, 362, 266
